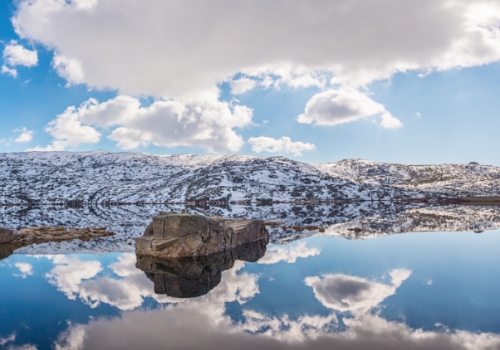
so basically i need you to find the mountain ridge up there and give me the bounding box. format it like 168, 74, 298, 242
1, 151, 499, 205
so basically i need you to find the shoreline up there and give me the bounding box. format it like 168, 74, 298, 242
1, 196, 500, 207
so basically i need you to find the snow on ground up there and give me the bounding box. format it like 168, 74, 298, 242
2, 202, 499, 255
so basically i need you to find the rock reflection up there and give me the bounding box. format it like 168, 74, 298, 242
135, 238, 268, 298
0, 243, 15, 261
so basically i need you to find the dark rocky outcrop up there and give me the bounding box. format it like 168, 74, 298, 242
135, 212, 269, 259
136, 238, 267, 298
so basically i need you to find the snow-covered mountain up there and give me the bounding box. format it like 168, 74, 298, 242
2, 151, 500, 255
316, 159, 500, 197
2, 151, 499, 205
0, 151, 419, 205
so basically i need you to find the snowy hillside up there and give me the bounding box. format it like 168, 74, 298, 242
316, 159, 500, 197
0, 151, 425, 205
2, 152, 499, 206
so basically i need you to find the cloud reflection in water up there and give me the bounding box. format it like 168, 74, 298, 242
42, 247, 500, 350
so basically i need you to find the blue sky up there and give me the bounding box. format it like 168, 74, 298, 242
1, 0, 500, 166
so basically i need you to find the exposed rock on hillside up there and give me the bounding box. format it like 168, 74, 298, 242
136, 239, 267, 298
2, 152, 499, 205
316, 159, 500, 197
136, 212, 268, 259
0, 151, 420, 205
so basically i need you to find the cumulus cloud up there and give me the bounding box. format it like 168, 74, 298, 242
6, 345, 38, 350
14, 127, 34, 143
11, 0, 500, 146
45, 256, 500, 350
1, 65, 18, 78
43, 254, 259, 311
298, 88, 403, 129
34, 95, 252, 152
231, 77, 258, 95
0, 138, 13, 146
45, 255, 102, 300
2, 41, 38, 67
305, 269, 412, 313
28, 105, 101, 151
12, 0, 500, 97
52, 54, 85, 86
0, 333, 16, 346
52, 298, 500, 350
54, 325, 86, 350
14, 262, 33, 278
258, 242, 320, 265
248, 136, 315, 156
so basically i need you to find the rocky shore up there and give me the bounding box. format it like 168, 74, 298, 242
0, 226, 114, 245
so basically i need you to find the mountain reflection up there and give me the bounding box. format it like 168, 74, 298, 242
136, 239, 268, 298
3, 203, 500, 256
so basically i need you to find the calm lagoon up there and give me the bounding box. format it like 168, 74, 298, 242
1, 224, 500, 350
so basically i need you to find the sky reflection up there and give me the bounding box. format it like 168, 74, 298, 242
1, 231, 500, 349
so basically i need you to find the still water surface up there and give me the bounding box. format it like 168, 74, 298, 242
1, 225, 500, 349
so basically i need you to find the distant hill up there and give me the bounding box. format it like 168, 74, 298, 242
0, 152, 499, 205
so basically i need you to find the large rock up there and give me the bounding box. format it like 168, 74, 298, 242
136, 239, 267, 298
135, 212, 269, 259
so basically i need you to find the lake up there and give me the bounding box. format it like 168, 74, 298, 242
1, 204, 500, 349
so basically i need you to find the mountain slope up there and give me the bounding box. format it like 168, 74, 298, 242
315, 159, 500, 197
0, 152, 421, 205
1, 152, 499, 205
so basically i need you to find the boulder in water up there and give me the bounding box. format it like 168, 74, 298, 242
135, 212, 269, 259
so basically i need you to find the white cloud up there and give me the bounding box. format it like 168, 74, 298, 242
54, 324, 86, 350
46, 257, 500, 350
305, 269, 412, 313
14, 127, 34, 143
2, 41, 38, 67
0, 333, 15, 346
7, 345, 38, 350
35, 96, 252, 153
248, 136, 315, 156
44, 253, 259, 312
11, 0, 500, 144
230, 77, 258, 95
45, 256, 102, 300
416, 112, 422, 118
14, 262, 33, 278
52, 54, 85, 86
258, 242, 320, 265
298, 88, 403, 129
12, 0, 500, 98
28, 104, 102, 151
52, 295, 500, 350
1, 65, 18, 78
0, 138, 13, 146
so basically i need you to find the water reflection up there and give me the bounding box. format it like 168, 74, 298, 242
2, 231, 500, 349
136, 239, 268, 298
0, 243, 15, 260
3, 202, 500, 256
305, 269, 412, 313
